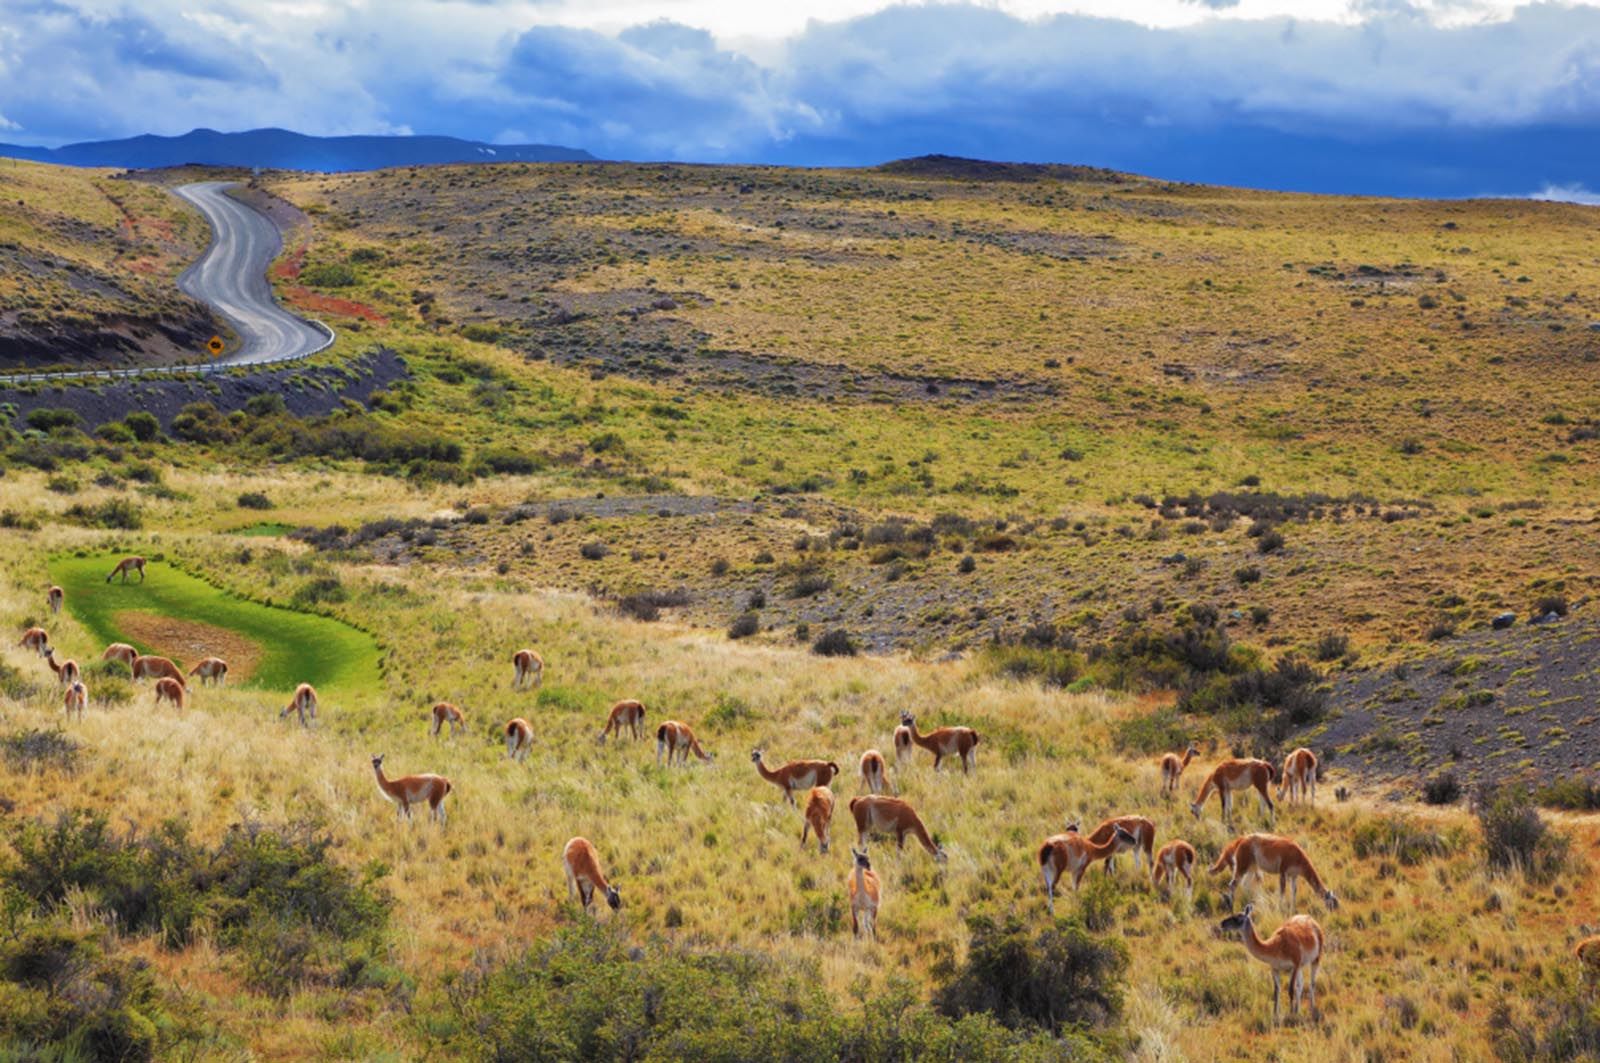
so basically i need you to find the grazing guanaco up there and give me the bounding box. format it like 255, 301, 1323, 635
751, 749, 840, 806
899, 711, 980, 773
848, 848, 881, 939
19, 627, 49, 655
1039, 824, 1138, 914
1152, 839, 1197, 897
1218, 904, 1324, 1024
859, 749, 892, 794
505, 718, 533, 761
598, 699, 646, 743
801, 786, 836, 853
63, 680, 87, 720
371, 754, 452, 825
430, 701, 466, 738
1190, 757, 1277, 826
656, 720, 712, 766
1078, 815, 1156, 875
281, 682, 318, 727
562, 836, 620, 913
188, 657, 229, 686
512, 648, 544, 690
892, 722, 913, 766
102, 643, 137, 668
154, 676, 185, 711
1160, 743, 1198, 796
848, 795, 947, 863
1576, 929, 1600, 982
47, 585, 63, 615
1211, 833, 1339, 910
1278, 747, 1318, 806
43, 649, 80, 688
131, 654, 184, 685
106, 556, 146, 583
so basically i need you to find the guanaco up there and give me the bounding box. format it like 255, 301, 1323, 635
505, 718, 533, 761
656, 720, 712, 766
598, 699, 646, 743
1160, 743, 1198, 796
801, 786, 836, 853
102, 643, 137, 667
1076, 815, 1156, 875
848, 848, 881, 939
562, 836, 620, 913
1191, 757, 1276, 826
63, 681, 87, 720
106, 556, 146, 583
43, 649, 80, 688
282, 682, 318, 727
1152, 839, 1197, 897
47, 585, 63, 615
19, 627, 49, 655
188, 657, 229, 686
1277, 747, 1318, 806
892, 722, 913, 766
848, 795, 947, 863
751, 749, 840, 806
371, 754, 452, 825
899, 711, 980, 773
1040, 824, 1138, 914
154, 676, 185, 711
512, 648, 544, 690
1211, 834, 1339, 910
430, 701, 466, 738
131, 654, 184, 685
859, 749, 892, 794
1218, 904, 1324, 1024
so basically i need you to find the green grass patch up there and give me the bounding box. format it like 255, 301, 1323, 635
49, 555, 379, 692
229, 522, 294, 537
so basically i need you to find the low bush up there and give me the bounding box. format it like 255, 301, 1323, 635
1351, 815, 1455, 865
811, 629, 858, 657
981, 644, 1084, 688
788, 573, 832, 598
1534, 777, 1600, 812
237, 491, 273, 510
0, 728, 81, 773
63, 498, 142, 530
1475, 784, 1568, 881
1422, 772, 1462, 805
290, 576, 347, 608
1314, 632, 1351, 662
579, 541, 610, 561
24, 407, 81, 432
615, 587, 690, 621
728, 612, 760, 639
123, 411, 160, 441
301, 262, 357, 287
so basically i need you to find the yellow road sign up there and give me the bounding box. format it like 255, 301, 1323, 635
207, 335, 224, 357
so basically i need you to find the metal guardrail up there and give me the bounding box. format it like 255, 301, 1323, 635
0, 318, 336, 387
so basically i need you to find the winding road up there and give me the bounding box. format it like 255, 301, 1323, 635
172, 181, 331, 365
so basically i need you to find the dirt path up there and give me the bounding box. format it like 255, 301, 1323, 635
113, 611, 263, 683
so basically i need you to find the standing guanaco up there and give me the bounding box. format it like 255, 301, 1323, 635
19, 627, 49, 655
1190, 758, 1277, 826
1160, 743, 1198, 796
47, 585, 63, 615
1277, 748, 1318, 806
282, 683, 318, 727
848, 848, 881, 939
859, 749, 892, 794
430, 701, 467, 738
892, 722, 913, 766
106, 556, 146, 583
154, 676, 185, 711
63, 681, 87, 720
1152, 840, 1197, 897
1218, 904, 1325, 1025
43, 649, 80, 688
751, 749, 839, 806
656, 720, 712, 766
1079, 815, 1156, 875
188, 657, 229, 686
801, 786, 836, 853
102, 643, 138, 668
505, 718, 533, 761
563, 836, 621, 913
848, 795, 947, 863
1212, 834, 1339, 911
899, 711, 980, 773
598, 699, 646, 743
131, 654, 184, 685
1039, 824, 1138, 914
512, 648, 544, 690
371, 754, 452, 825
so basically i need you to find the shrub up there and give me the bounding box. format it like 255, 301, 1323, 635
788, 573, 832, 598
1256, 527, 1285, 554
1491, 981, 1600, 1060
1534, 777, 1600, 812
1475, 784, 1568, 880
981, 644, 1083, 688
812, 629, 858, 657
237, 491, 273, 510
1234, 565, 1260, 585
1314, 632, 1350, 662
97, 420, 136, 443
579, 541, 610, 561
169, 401, 236, 444
728, 612, 760, 639
476, 447, 540, 475
0, 923, 171, 1059
290, 576, 347, 608
1112, 707, 1189, 755
63, 498, 142, 530
958, 554, 977, 574
1422, 772, 1462, 805
1, 728, 81, 773
1351, 815, 1455, 865
123, 411, 160, 441
1532, 593, 1569, 618
24, 407, 81, 432
301, 262, 357, 287
615, 587, 690, 621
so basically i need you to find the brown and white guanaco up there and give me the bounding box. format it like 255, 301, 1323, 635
371, 754, 452, 825
47, 585, 63, 615
892, 722, 913, 766
1218, 904, 1324, 1024
19, 627, 49, 655
512, 648, 544, 690
430, 701, 467, 738
848, 795, 947, 863
598, 699, 646, 743
1191, 758, 1277, 826
848, 848, 881, 939
751, 749, 840, 806
1039, 824, 1138, 914
188, 657, 229, 686
1160, 743, 1198, 797
1211, 833, 1339, 910
63, 680, 87, 720
656, 720, 712, 766
1152, 839, 1197, 897
1277, 748, 1318, 806
102, 643, 137, 668
563, 836, 620, 913
859, 749, 892, 794
801, 786, 836, 853
282, 682, 318, 727
1078, 815, 1156, 875
899, 711, 980, 773
131, 654, 184, 685
505, 718, 533, 762
106, 556, 146, 583
43, 648, 80, 689
154, 676, 185, 711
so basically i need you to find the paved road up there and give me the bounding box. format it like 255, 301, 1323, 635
173, 181, 330, 365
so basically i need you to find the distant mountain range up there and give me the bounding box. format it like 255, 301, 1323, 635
0, 128, 595, 172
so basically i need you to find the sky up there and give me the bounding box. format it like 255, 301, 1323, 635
2, 0, 1600, 196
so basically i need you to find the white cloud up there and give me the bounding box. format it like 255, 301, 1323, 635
1528, 183, 1600, 205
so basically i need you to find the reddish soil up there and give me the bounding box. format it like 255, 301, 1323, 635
282, 286, 386, 323
113, 611, 262, 683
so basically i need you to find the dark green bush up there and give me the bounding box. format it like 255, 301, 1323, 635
169, 401, 237, 444
63, 498, 142, 530
24, 407, 81, 432
812, 629, 858, 657
237, 491, 273, 510
1475, 784, 1568, 881
290, 576, 347, 608
244, 393, 287, 417
1423, 772, 1462, 805
1351, 815, 1454, 865
0, 728, 81, 773
123, 411, 160, 441
728, 612, 760, 639
981, 644, 1084, 688
301, 262, 357, 287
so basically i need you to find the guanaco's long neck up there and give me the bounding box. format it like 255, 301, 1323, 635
1193, 772, 1218, 806
1239, 918, 1283, 965
854, 863, 867, 895
755, 757, 780, 783
906, 720, 933, 748
690, 737, 711, 761
907, 815, 938, 855
374, 764, 399, 797
1182, 749, 1195, 768
1084, 833, 1120, 860
1296, 852, 1329, 898
45, 654, 60, 675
